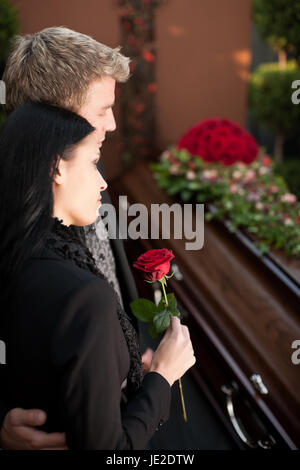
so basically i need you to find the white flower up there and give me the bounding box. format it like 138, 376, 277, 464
202, 169, 217, 180
186, 170, 196, 180
258, 166, 271, 176
284, 218, 294, 226
232, 170, 242, 180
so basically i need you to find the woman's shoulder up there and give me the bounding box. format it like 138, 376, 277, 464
14, 246, 116, 318
26, 246, 97, 286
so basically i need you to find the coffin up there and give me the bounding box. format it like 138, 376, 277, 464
109, 160, 300, 450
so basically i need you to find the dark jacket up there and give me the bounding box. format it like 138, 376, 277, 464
0, 245, 171, 449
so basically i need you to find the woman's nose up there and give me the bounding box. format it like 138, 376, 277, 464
99, 174, 108, 192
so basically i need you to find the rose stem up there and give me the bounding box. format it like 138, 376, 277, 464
159, 276, 187, 422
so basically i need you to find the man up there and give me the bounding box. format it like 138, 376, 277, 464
0, 26, 153, 450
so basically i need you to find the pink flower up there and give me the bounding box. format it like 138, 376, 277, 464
280, 193, 297, 204
230, 184, 239, 194
243, 170, 256, 184
247, 192, 261, 202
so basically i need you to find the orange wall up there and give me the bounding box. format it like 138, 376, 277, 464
10, 0, 252, 179
156, 0, 252, 149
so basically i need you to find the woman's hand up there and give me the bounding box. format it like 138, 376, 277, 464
149, 316, 196, 387
0, 408, 68, 450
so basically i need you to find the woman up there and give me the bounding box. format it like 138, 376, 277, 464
0, 103, 195, 450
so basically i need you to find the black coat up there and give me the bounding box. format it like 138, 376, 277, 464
0, 245, 171, 449
0, 176, 171, 449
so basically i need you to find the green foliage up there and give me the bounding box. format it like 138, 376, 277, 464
249, 61, 300, 136
0, 0, 19, 61
0, 0, 19, 124
274, 158, 300, 199
253, 0, 300, 56
150, 146, 300, 258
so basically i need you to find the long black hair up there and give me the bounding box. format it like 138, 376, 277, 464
0, 102, 95, 304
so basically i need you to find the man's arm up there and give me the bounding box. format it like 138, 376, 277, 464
0, 408, 67, 450
0, 399, 11, 445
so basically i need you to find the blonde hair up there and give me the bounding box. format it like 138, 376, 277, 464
3, 26, 131, 114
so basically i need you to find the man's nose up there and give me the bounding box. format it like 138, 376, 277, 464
105, 108, 116, 132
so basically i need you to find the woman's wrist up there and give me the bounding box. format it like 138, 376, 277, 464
148, 366, 173, 387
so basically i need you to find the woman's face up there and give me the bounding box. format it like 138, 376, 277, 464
52, 130, 107, 226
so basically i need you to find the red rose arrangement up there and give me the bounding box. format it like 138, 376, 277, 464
177, 118, 259, 166
131, 248, 187, 421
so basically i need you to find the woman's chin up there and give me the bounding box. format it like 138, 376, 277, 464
76, 213, 100, 227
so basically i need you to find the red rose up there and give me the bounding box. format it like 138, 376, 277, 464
133, 249, 175, 281
177, 118, 258, 166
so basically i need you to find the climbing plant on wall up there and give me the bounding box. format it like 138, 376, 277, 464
118, 0, 167, 168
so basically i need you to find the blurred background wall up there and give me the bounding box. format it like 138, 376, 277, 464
9, 0, 252, 179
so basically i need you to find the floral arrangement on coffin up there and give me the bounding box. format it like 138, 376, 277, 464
150, 118, 300, 258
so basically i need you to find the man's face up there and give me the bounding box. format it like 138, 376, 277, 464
78, 76, 117, 148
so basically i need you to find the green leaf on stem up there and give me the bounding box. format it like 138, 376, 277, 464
157, 293, 180, 317
153, 309, 171, 333
130, 298, 158, 322
148, 322, 160, 339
